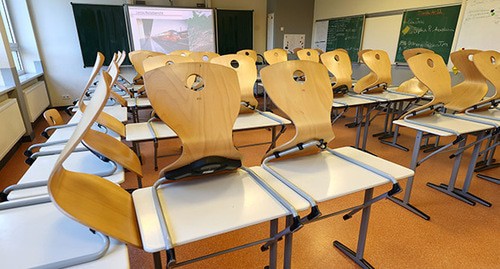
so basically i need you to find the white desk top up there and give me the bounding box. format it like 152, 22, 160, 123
125, 112, 291, 142
9, 151, 124, 200
332, 95, 377, 108
132, 169, 291, 252
393, 113, 494, 136
0, 201, 129, 268
126, 97, 151, 108
253, 147, 413, 203
70, 106, 128, 123
361, 91, 417, 102
461, 109, 500, 123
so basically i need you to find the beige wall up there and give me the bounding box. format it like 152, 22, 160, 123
314, 0, 462, 20
211, 0, 267, 54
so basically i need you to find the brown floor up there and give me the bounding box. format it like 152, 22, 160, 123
1, 103, 499, 269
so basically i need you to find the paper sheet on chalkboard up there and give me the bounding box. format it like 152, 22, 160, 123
456, 0, 500, 51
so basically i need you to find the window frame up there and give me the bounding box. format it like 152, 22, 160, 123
0, 0, 25, 75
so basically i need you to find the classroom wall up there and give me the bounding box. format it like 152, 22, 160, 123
313, 0, 465, 86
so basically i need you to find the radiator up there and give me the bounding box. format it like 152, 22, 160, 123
0, 99, 26, 160
23, 81, 50, 122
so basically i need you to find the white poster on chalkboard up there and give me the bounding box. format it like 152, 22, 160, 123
283, 34, 305, 53
455, 0, 500, 51
313, 21, 328, 52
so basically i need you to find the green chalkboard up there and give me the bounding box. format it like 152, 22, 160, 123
326, 16, 364, 62
72, 3, 130, 67
216, 9, 253, 55
395, 5, 461, 63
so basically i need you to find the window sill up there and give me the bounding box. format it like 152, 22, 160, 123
19, 72, 44, 85
0, 85, 16, 96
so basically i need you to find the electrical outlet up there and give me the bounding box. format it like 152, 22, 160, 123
62, 94, 71, 100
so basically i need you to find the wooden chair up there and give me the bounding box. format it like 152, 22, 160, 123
187, 51, 220, 62
400, 53, 453, 118
353, 50, 392, 94
296, 48, 320, 62
43, 109, 64, 126
210, 54, 259, 113
169, 49, 192, 57
142, 55, 194, 73
472, 50, 500, 107
314, 48, 325, 55
237, 49, 258, 62
445, 49, 489, 112
263, 48, 287, 65
320, 49, 353, 96
396, 48, 434, 97
357, 49, 372, 63
128, 50, 165, 81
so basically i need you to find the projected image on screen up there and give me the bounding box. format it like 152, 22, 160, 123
127, 6, 215, 53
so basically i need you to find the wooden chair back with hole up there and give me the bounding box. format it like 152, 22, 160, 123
396, 48, 435, 97
296, 49, 320, 62
43, 109, 64, 126
445, 50, 489, 112
353, 50, 392, 94
129, 50, 165, 77
237, 49, 258, 62
144, 62, 242, 174
211, 54, 258, 114
320, 49, 353, 95
260, 60, 335, 157
401, 53, 453, 118
48, 71, 144, 248
169, 50, 192, 57
75, 52, 105, 108
264, 48, 288, 65
142, 55, 194, 73
472, 50, 500, 107
188, 51, 220, 62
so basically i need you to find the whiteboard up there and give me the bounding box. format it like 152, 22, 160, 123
455, 0, 500, 51
361, 14, 403, 63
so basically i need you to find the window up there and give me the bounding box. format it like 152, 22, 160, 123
0, 0, 24, 74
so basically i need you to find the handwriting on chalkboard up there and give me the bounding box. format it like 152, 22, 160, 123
326, 16, 364, 61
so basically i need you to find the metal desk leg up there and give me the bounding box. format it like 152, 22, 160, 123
380, 125, 409, 151
439, 132, 492, 206
153, 252, 162, 269
333, 188, 375, 269
427, 136, 476, 205
388, 130, 430, 220
268, 219, 279, 269
476, 174, 500, 184
154, 140, 159, 171
283, 215, 293, 269
355, 107, 364, 149
346, 107, 362, 128
361, 105, 372, 151
271, 126, 277, 149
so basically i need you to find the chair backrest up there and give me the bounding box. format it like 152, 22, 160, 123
211, 54, 258, 114
76, 52, 105, 106
315, 48, 325, 55
353, 50, 392, 94
237, 49, 258, 62
472, 50, 500, 106
188, 51, 220, 62
403, 48, 434, 62
357, 49, 372, 63
142, 55, 194, 73
260, 60, 335, 157
296, 49, 320, 62
401, 53, 453, 118
48, 71, 144, 248
129, 50, 165, 77
117, 50, 127, 67
445, 49, 489, 112
264, 48, 288, 65
43, 109, 64, 126
320, 49, 353, 95
169, 49, 192, 57
144, 62, 242, 174
396, 48, 435, 97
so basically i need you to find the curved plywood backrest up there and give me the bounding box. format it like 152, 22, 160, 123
188, 51, 220, 62
48, 71, 143, 248
170, 50, 192, 57
320, 49, 353, 94
473, 50, 500, 106
401, 53, 453, 118
446, 49, 488, 112
76, 52, 105, 107
296, 49, 320, 62
142, 55, 194, 73
353, 50, 392, 94
43, 109, 64, 126
144, 62, 242, 174
403, 48, 434, 62
315, 48, 325, 55
264, 48, 288, 65
260, 60, 335, 157
357, 49, 372, 63
211, 54, 258, 114
117, 50, 127, 67
237, 49, 258, 62
129, 50, 165, 77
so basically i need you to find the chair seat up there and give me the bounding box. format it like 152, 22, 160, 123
8, 151, 125, 200
132, 169, 291, 252
254, 147, 413, 203
71, 105, 128, 123
0, 201, 129, 268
